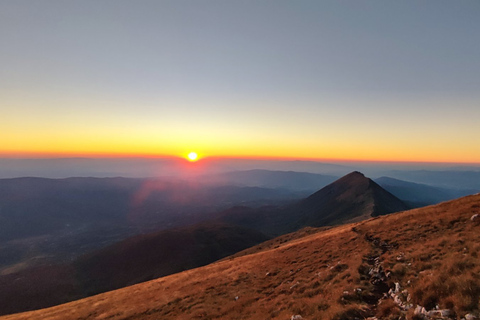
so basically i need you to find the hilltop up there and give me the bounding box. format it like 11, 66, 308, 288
218, 171, 409, 235
3, 194, 479, 320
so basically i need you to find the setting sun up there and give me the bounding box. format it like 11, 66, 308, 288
187, 152, 198, 161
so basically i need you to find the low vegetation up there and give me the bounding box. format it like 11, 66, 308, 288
1, 194, 479, 320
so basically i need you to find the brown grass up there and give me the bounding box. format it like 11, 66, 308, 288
2, 194, 480, 320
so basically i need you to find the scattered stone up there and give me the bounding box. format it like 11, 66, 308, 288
394, 282, 401, 293
426, 309, 452, 317
290, 281, 299, 289
412, 304, 454, 319
414, 305, 427, 317
234, 296, 239, 301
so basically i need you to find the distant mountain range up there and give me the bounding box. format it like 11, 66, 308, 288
0, 171, 411, 315
202, 169, 338, 191
374, 176, 476, 207
0, 176, 303, 272
1, 170, 477, 275
383, 169, 480, 190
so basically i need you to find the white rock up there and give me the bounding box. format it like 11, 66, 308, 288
414, 305, 427, 315
471, 214, 479, 221
427, 309, 452, 317
291, 315, 303, 320
395, 282, 401, 293
465, 314, 478, 320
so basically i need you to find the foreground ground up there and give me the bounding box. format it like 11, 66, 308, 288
2, 194, 480, 320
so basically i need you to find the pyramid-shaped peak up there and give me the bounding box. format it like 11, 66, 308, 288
345, 171, 365, 178
298, 170, 409, 227
335, 171, 368, 184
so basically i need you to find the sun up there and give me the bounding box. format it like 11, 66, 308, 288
187, 152, 198, 162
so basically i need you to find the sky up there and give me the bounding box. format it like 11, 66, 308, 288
2, 1, 480, 163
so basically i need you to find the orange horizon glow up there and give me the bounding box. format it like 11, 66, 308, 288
1, 149, 480, 165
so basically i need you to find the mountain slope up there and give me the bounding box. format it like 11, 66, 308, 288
296, 171, 409, 226
4, 194, 479, 320
74, 223, 269, 295
218, 171, 409, 235
0, 177, 300, 274
0, 223, 268, 316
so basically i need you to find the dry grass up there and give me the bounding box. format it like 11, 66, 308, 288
2, 194, 480, 320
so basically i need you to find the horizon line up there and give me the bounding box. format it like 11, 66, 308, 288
1, 152, 480, 166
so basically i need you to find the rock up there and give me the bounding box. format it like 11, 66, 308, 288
427, 309, 452, 317
291, 315, 303, 320
465, 314, 478, 320
395, 282, 401, 293
414, 305, 427, 316
471, 214, 479, 222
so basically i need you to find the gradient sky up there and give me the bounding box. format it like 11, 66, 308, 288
2, 1, 480, 163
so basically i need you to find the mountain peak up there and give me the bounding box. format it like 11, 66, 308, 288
346, 171, 365, 177
337, 171, 367, 183
298, 171, 409, 226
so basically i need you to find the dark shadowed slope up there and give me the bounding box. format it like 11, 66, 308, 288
0, 223, 268, 316
74, 223, 269, 295
5, 194, 479, 320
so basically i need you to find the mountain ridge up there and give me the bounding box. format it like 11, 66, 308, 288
218, 171, 409, 235
4, 194, 479, 320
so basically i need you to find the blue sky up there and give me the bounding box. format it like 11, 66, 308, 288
1, 1, 480, 162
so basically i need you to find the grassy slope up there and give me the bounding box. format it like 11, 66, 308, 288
0, 224, 269, 316
2, 194, 480, 320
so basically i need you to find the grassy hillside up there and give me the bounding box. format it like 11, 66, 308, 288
4, 194, 479, 320
0, 223, 268, 316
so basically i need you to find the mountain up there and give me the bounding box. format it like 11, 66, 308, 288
218, 171, 409, 235
295, 171, 410, 226
384, 169, 480, 190
375, 176, 476, 206
0, 223, 268, 316
0, 177, 301, 273
203, 169, 338, 192
0, 171, 408, 316
5, 194, 479, 320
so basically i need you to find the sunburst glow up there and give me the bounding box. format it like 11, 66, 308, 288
187, 152, 198, 161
